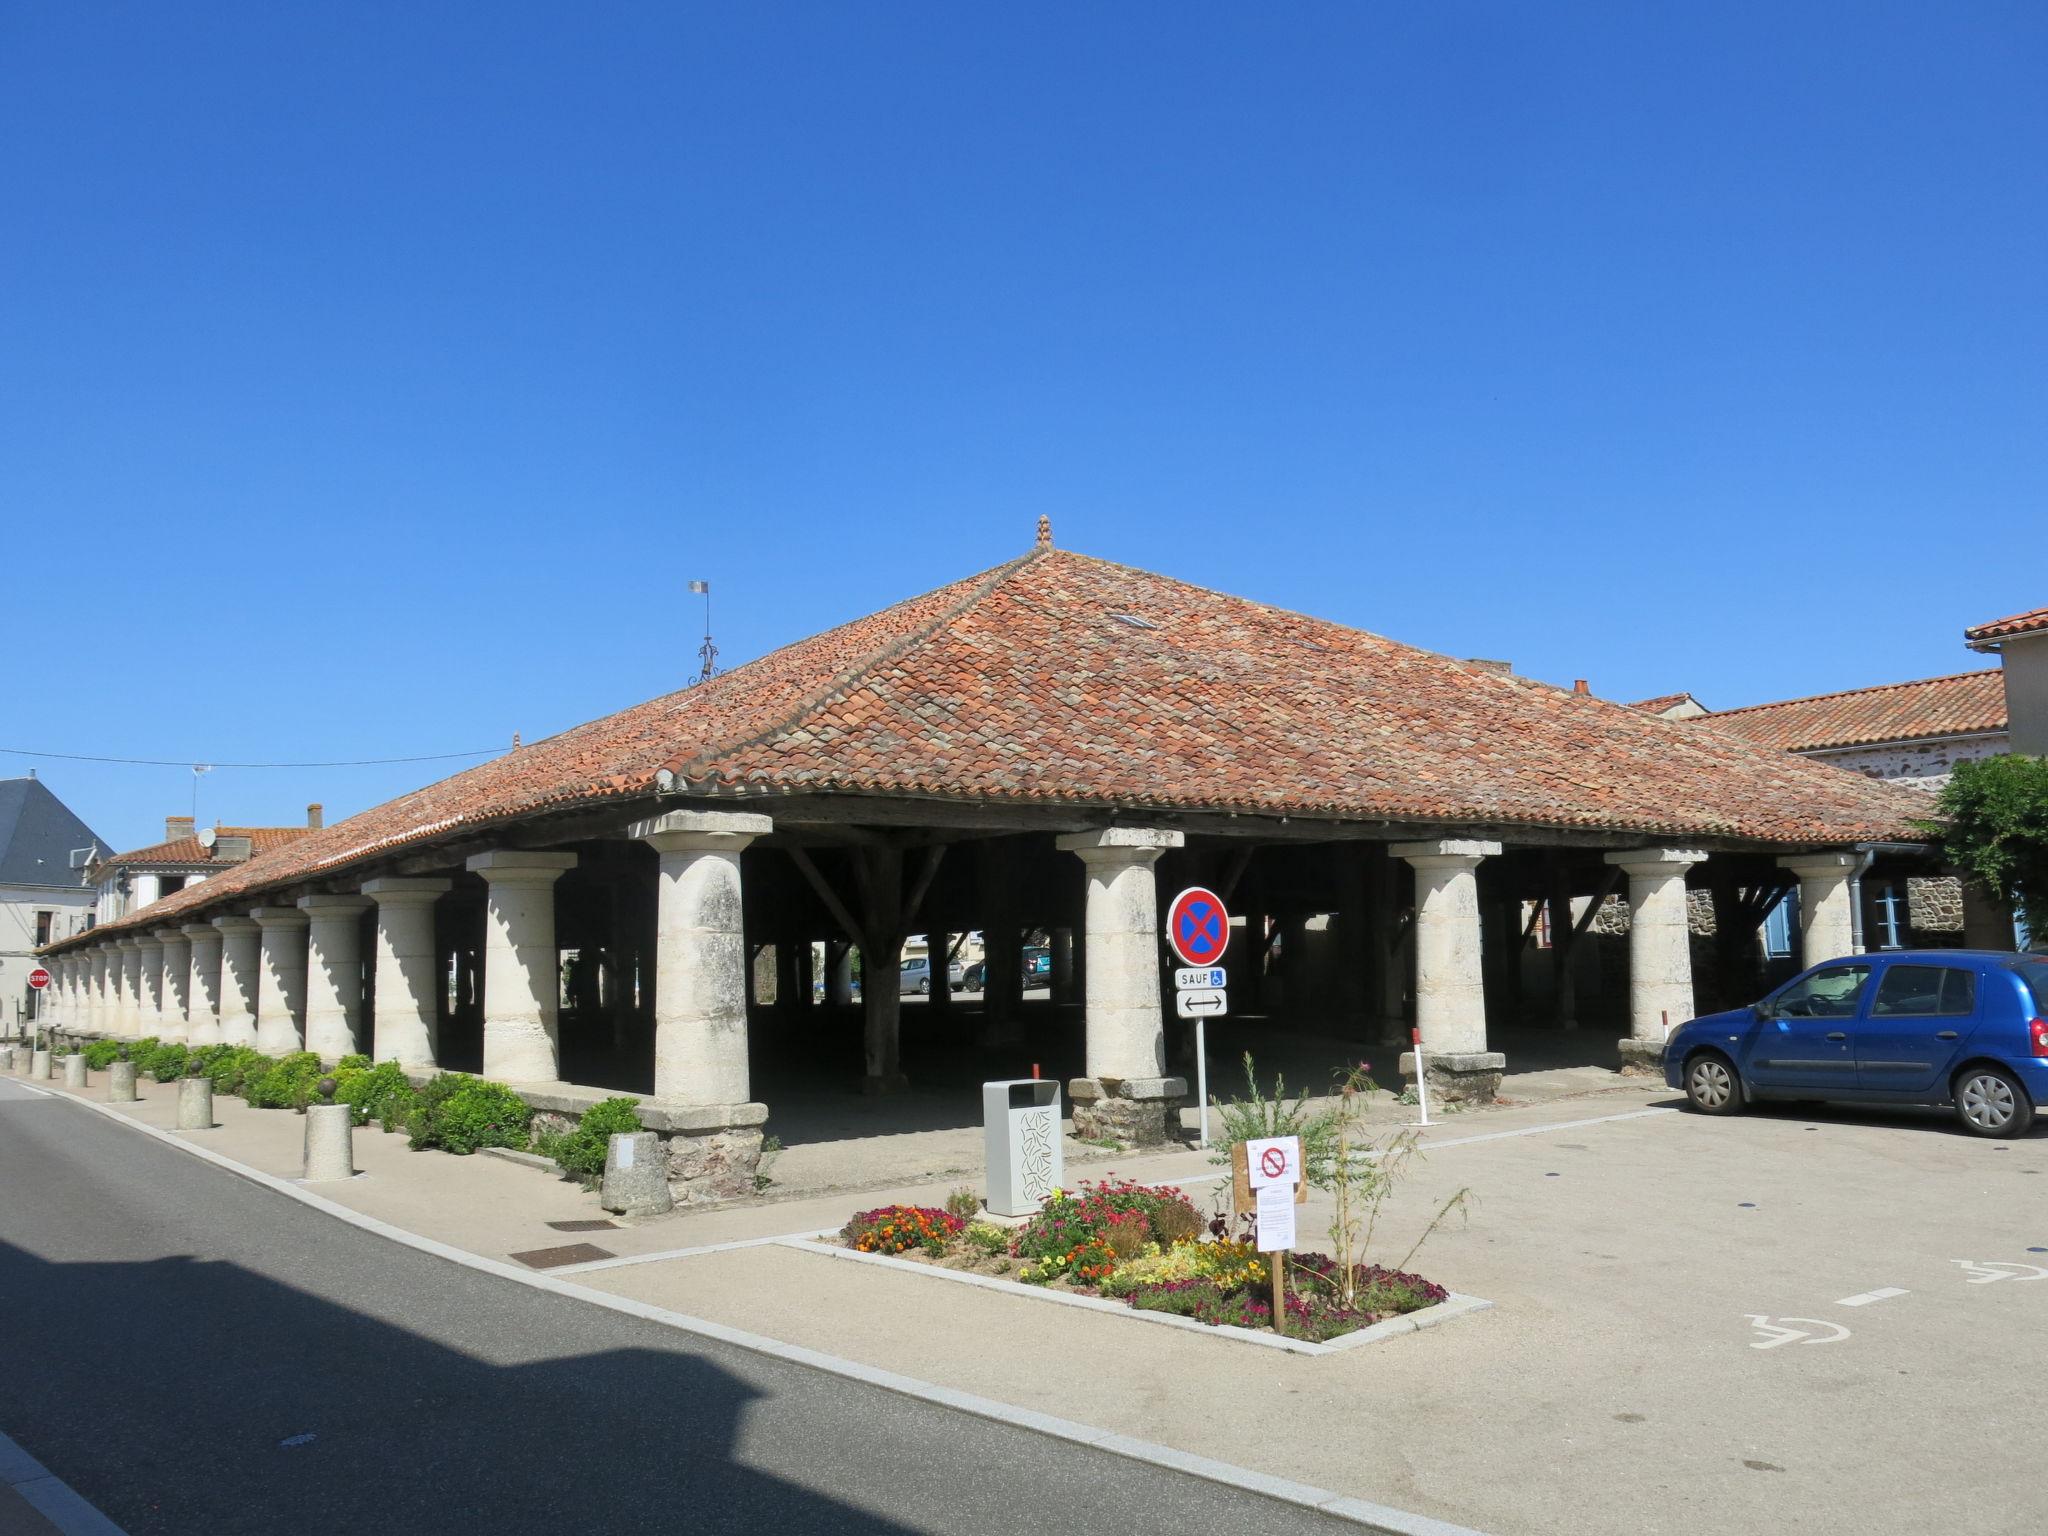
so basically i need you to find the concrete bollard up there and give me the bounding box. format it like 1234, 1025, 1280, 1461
107, 1060, 138, 1103
9, 1047, 26, 1073
31, 1050, 51, 1080
177, 1075, 214, 1130
600, 1131, 673, 1218
302, 1078, 354, 1182
64, 1055, 87, 1089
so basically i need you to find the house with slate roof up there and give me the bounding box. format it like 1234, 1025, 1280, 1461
38, 528, 1937, 1196
0, 774, 107, 1029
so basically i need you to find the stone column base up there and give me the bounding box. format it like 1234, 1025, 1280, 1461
647, 1101, 769, 1206
1068, 1075, 1188, 1146
1397, 1050, 1505, 1105
1616, 1038, 1668, 1076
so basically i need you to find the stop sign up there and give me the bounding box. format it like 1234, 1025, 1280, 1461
26, 967, 51, 990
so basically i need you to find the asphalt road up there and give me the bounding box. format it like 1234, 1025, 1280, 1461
0, 1078, 1362, 1536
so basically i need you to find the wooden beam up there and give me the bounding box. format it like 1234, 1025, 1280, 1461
1218, 845, 1256, 903
1568, 866, 1626, 944
900, 845, 946, 932
788, 848, 863, 948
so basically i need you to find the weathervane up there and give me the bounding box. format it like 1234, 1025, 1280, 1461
689, 579, 719, 683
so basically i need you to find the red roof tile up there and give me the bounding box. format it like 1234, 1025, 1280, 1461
99, 826, 311, 870
1964, 606, 2048, 646
1703, 671, 2006, 753
59, 547, 1937, 946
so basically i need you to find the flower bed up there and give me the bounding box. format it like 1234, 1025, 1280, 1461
834, 1177, 1447, 1344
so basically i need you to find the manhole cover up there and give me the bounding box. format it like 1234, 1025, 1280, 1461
546, 1219, 619, 1232
510, 1243, 615, 1269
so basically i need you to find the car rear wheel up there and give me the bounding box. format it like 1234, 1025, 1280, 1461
1684, 1052, 1744, 1116
1953, 1065, 2035, 1139
918, 979, 930, 995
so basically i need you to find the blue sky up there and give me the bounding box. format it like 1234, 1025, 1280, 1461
4, 4, 2043, 855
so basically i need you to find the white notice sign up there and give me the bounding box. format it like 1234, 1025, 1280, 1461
1175, 966, 1226, 991
1175, 988, 1227, 1019
1255, 1181, 1296, 1252
617, 1137, 635, 1169
1245, 1135, 1301, 1189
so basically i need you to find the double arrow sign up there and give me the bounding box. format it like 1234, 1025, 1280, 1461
1175, 965, 1227, 1019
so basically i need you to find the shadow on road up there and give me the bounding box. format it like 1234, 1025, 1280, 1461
0, 1238, 918, 1535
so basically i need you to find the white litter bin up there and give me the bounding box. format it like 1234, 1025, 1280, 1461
983, 1078, 1063, 1217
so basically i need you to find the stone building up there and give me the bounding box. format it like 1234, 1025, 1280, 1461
39, 531, 1931, 1196
0, 774, 105, 1029
1965, 605, 2048, 756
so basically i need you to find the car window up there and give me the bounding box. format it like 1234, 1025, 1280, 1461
2017, 960, 2048, 1015
1772, 963, 1873, 1018
900, 959, 920, 973
1869, 965, 1976, 1018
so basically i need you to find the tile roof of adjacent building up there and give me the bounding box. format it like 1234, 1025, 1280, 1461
51, 546, 1936, 947
1702, 670, 2008, 754
1629, 693, 1697, 715
97, 826, 313, 871
1964, 605, 2048, 648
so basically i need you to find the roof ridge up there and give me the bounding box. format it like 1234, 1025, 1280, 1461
1709, 668, 2001, 717
667, 546, 1049, 784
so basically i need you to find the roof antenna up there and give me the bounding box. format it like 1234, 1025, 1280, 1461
689, 578, 719, 683
1035, 515, 1052, 550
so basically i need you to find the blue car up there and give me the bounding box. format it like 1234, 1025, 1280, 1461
1665, 950, 2048, 1138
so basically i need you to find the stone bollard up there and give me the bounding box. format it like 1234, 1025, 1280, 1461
64, 1055, 87, 1089
31, 1049, 51, 1080
302, 1077, 354, 1182
108, 1059, 138, 1103
9, 1047, 26, 1073
600, 1131, 673, 1218
177, 1074, 214, 1130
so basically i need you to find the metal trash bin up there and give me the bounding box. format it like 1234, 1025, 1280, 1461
983, 1078, 1063, 1217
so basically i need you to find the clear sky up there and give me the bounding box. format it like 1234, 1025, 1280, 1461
4, 4, 2043, 856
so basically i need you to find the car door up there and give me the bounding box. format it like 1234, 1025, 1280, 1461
1855, 962, 1979, 1096
1744, 962, 1873, 1095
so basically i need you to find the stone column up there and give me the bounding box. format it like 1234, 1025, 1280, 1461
1049, 926, 1076, 1006
116, 939, 143, 1036
89, 949, 108, 1033
154, 928, 192, 1042
184, 923, 225, 1046
136, 932, 167, 1037
465, 850, 577, 1083
631, 812, 768, 1105
1960, 882, 2016, 951
299, 895, 372, 1060
1057, 827, 1186, 1144
1393, 840, 1504, 1102
361, 879, 450, 1068
1779, 853, 1864, 968
825, 940, 854, 1005
1606, 849, 1709, 1071
252, 906, 311, 1054
211, 915, 261, 1048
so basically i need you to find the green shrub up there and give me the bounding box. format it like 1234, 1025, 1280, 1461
82, 1040, 126, 1069
535, 1097, 643, 1185
333, 1059, 415, 1130
245, 1051, 325, 1110
147, 1043, 190, 1083
406, 1075, 532, 1155
945, 1186, 981, 1223
207, 1046, 270, 1095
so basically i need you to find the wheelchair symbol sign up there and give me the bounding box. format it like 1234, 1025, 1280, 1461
1166, 887, 1231, 968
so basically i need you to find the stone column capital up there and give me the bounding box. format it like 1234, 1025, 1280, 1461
250, 905, 310, 930
360, 877, 453, 904
632, 810, 772, 855
465, 850, 578, 884
152, 927, 187, 944
211, 914, 261, 935
182, 922, 221, 943
116, 934, 143, 950
1605, 848, 1710, 878
1392, 839, 1502, 870
1778, 852, 1865, 880
297, 894, 373, 918
1056, 827, 1185, 865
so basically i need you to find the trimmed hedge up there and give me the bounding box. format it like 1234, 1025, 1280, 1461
404, 1075, 532, 1155
535, 1097, 642, 1185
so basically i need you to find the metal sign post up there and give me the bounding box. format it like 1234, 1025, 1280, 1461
1410, 1026, 1432, 1128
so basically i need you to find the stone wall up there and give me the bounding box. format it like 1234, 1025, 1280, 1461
1907, 876, 1964, 934
1803, 737, 2005, 790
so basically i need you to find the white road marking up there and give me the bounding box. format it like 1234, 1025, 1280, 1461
1746, 1315, 1851, 1350
1952, 1259, 2048, 1285
1836, 1287, 1909, 1307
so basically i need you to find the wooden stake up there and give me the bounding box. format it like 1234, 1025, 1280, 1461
1273, 1248, 1287, 1335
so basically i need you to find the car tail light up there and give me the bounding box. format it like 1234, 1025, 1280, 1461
2033, 1018, 2048, 1059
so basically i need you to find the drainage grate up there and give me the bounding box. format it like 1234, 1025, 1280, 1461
510, 1243, 616, 1269
546, 1219, 620, 1233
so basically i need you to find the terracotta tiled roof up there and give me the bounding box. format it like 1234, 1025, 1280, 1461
1964, 606, 2048, 646
1704, 671, 2007, 754
1629, 693, 1709, 716
57, 547, 1935, 946
99, 826, 311, 870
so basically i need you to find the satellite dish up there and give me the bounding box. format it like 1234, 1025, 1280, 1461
198, 827, 217, 849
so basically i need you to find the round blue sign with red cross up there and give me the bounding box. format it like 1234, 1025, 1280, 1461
1166, 886, 1231, 968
